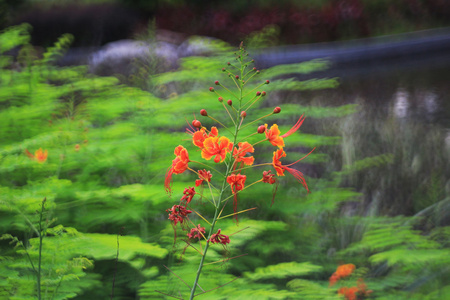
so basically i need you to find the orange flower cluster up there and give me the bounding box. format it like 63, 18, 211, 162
329, 264, 356, 286
337, 286, 359, 300
25, 148, 48, 163
164, 48, 315, 253
329, 264, 372, 300
337, 279, 372, 300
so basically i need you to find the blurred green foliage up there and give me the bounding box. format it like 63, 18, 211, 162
0, 24, 449, 299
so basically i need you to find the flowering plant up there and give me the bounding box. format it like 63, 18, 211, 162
163, 43, 315, 299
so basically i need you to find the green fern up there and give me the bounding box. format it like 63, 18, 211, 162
244, 262, 323, 281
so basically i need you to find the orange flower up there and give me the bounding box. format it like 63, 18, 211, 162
336, 264, 356, 278
329, 264, 356, 286
265, 124, 285, 148
272, 147, 315, 193
337, 287, 358, 300
227, 173, 246, 194
192, 127, 218, 149
265, 115, 306, 148
165, 145, 190, 194
25, 148, 48, 163
226, 173, 246, 222
195, 169, 212, 186
201, 136, 233, 163
233, 142, 254, 166
272, 148, 287, 176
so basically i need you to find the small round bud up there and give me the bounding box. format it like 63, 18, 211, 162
257, 125, 266, 134
235, 75, 239, 79
253, 67, 256, 71
261, 91, 266, 96
241, 111, 247, 118
192, 120, 202, 128
215, 80, 219, 85
251, 59, 255, 63
227, 62, 231, 65
227, 99, 232, 106
256, 70, 260, 74
209, 87, 214, 92
218, 97, 223, 102
200, 109, 208, 116
222, 68, 226, 72
265, 80, 270, 84
273, 107, 281, 114
256, 91, 261, 96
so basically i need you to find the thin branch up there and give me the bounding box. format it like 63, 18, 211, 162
154, 290, 183, 299
163, 265, 192, 290
194, 277, 240, 297
217, 207, 257, 220
203, 254, 248, 266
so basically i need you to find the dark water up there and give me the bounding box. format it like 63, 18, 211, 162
306, 51, 450, 216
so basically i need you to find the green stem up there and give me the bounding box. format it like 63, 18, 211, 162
37, 199, 46, 300
189, 51, 246, 300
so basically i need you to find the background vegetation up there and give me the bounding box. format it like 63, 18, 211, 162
0, 23, 449, 299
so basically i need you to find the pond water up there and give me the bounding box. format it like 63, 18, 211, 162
299, 50, 450, 216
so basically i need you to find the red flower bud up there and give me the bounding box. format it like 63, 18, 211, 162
192, 120, 202, 128
200, 109, 207, 116
261, 91, 266, 96
256, 91, 261, 96
251, 59, 255, 63
227, 99, 232, 106
265, 80, 270, 84
227, 62, 231, 65
253, 67, 256, 71
215, 80, 219, 85
257, 125, 266, 133
222, 68, 226, 72
241, 111, 247, 118
273, 107, 281, 114
235, 75, 239, 79
209, 87, 214, 92
256, 70, 260, 74
218, 97, 223, 102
